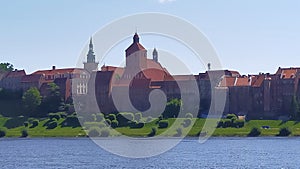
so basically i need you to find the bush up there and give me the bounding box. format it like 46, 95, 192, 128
95, 113, 104, 122
48, 113, 61, 120
135, 112, 143, 122
116, 112, 134, 127
47, 121, 58, 129
88, 127, 101, 137
248, 127, 261, 137
105, 119, 111, 126
107, 114, 116, 121
234, 120, 245, 128
24, 121, 29, 127
223, 119, 232, 128
174, 127, 182, 137
84, 122, 107, 129
100, 128, 110, 137
217, 120, 224, 128
30, 119, 39, 128
226, 114, 238, 120
146, 116, 153, 123
61, 116, 81, 128
158, 120, 169, 128
129, 121, 145, 129
185, 113, 193, 119
111, 120, 119, 128
0, 128, 6, 137
21, 129, 28, 137
278, 127, 291, 136
148, 127, 157, 137
182, 118, 192, 128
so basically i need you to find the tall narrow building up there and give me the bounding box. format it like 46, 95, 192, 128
153, 48, 158, 62
84, 37, 98, 73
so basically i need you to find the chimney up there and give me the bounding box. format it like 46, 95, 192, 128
52, 66, 56, 70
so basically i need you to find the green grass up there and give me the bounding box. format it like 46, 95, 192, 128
1, 115, 300, 137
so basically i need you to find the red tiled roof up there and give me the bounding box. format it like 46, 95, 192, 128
275, 67, 300, 79
33, 68, 84, 76
21, 74, 43, 82
235, 77, 250, 86
6, 70, 26, 78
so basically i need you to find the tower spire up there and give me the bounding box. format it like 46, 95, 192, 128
87, 36, 95, 63
153, 48, 158, 62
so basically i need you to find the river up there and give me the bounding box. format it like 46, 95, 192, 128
0, 137, 299, 169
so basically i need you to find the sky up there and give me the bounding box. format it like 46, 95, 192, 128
1, 0, 300, 75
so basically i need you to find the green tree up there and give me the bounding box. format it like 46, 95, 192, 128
41, 82, 64, 113
162, 98, 182, 118
290, 95, 300, 120
0, 62, 14, 72
22, 87, 42, 116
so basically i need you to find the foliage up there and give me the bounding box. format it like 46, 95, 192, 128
30, 119, 39, 128
158, 120, 169, 128
100, 128, 110, 137
129, 121, 145, 129
107, 114, 116, 121
24, 121, 29, 127
105, 119, 111, 126
95, 113, 104, 122
278, 127, 291, 136
185, 113, 193, 119
46, 120, 58, 129
146, 116, 153, 123
88, 127, 101, 137
48, 113, 60, 120
182, 118, 192, 128
148, 127, 157, 137
116, 112, 134, 127
111, 120, 119, 128
135, 112, 143, 122
21, 129, 28, 137
226, 114, 238, 121
0, 128, 6, 137
290, 96, 300, 120
234, 120, 245, 128
248, 127, 261, 137
41, 82, 63, 114
162, 99, 181, 118
0, 62, 14, 72
61, 116, 81, 128
22, 87, 42, 116
174, 127, 183, 137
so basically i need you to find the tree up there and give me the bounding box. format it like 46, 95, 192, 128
22, 87, 42, 116
162, 98, 182, 118
290, 95, 300, 120
41, 82, 64, 113
0, 62, 14, 72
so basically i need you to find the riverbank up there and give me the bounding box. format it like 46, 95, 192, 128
1, 115, 300, 138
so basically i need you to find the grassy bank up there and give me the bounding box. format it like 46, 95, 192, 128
1, 115, 300, 137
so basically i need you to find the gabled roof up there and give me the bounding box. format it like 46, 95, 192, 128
21, 74, 43, 82
125, 33, 146, 57
33, 68, 85, 76
275, 67, 300, 79
5, 70, 26, 78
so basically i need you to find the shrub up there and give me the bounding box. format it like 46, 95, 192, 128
107, 114, 116, 121
30, 119, 39, 128
129, 121, 145, 129
217, 120, 224, 128
116, 112, 134, 127
24, 121, 29, 127
148, 127, 157, 137
84, 122, 107, 129
48, 113, 61, 120
182, 118, 192, 128
174, 127, 182, 137
248, 127, 261, 137
146, 116, 153, 123
223, 119, 232, 128
135, 112, 143, 122
95, 113, 104, 122
61, 116, 81, 128
105, 119, 111, 126
226, 114, 238, 120
100, 128, 110, 137
21, 129, 28, 137
111, 120, 119, 128
47, 121, 58, 129
0, 128, 6, 137
234, 120, 245, 128
185, 113, 193, 119
88, 127, 101, 137
278, 127, 291, 136
158, 120, 169, 128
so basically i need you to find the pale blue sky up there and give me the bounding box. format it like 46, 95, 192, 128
1, 0, 300, 75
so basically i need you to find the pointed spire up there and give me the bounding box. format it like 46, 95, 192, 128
153, 48, 158, 62
133, 32, 139, 43
87, 36, 95, 63
89, 37, 93, 50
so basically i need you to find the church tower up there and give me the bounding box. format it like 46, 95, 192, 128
84, 37, 98, 73
152, 48, 158, 62
125, 33, 147, 70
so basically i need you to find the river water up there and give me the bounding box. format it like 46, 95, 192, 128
0, 137, 299, 169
